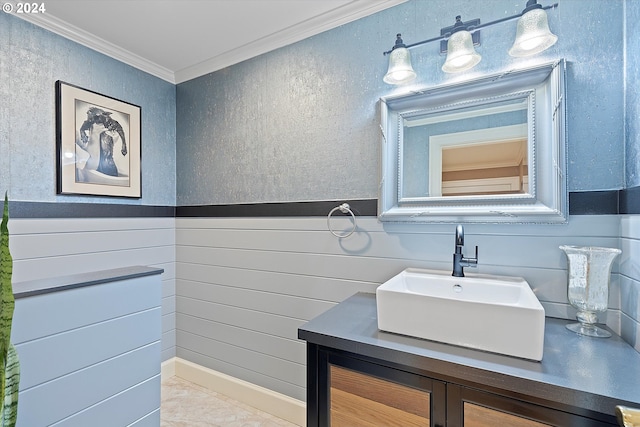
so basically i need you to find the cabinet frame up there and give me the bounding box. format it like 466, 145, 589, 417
312, 344, 446, 427
306, 343, 618, 427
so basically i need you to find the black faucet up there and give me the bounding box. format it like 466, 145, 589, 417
452, 225, 478, 277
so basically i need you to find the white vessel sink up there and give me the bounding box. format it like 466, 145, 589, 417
376, 268, 545, 361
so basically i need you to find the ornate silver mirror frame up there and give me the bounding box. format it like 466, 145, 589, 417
378, 59, 567, 223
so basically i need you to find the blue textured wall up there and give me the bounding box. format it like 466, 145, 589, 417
626, 0, 640, 187
0, 1, 632, 205
176, 0, 625, 205
0, 13, 176, 205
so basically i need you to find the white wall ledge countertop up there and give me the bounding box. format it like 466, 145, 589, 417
12, 266, 164, 299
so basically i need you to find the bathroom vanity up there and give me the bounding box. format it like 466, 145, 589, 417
298, 292, 640, 427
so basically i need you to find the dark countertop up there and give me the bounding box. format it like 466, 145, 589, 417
298, 292, 640, 417
13, 266, 164, 298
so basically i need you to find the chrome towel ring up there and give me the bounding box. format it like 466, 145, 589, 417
327, 203, 357, 238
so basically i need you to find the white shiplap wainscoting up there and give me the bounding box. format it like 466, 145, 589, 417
12, 270, 163, 426
620, 215, 640, 350
8, 217, 176, 362
175, 214, 626, 404
5, 212, 637, 425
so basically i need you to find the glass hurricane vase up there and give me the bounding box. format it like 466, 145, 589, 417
559, 245, 621, 338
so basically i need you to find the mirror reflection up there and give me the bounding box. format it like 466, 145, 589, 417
401, 96, 530, 200
439, 132, 528, 196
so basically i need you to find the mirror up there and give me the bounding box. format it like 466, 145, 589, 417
402, 94, 531, 200
379, 59, 567, 223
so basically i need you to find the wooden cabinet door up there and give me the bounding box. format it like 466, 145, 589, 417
447, 384, 618, 427
321, 351, 446, 427
463, 402, 551, 427
330, 365, 430, 427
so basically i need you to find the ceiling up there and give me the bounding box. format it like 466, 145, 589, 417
17, 0, 406, 84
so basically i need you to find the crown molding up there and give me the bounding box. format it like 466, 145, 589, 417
174, 0, 407, 83
15, 12, 177, 83
16, 0, 406, 85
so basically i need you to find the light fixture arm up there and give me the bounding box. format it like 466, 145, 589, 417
383, 2, 558, 56
384, 34, 443, 56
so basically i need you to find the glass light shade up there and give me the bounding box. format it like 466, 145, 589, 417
509, 8, 558, 57
383, 47, 416, 85
442, 30, 481, 73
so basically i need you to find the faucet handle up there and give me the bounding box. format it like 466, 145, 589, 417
472, 245, 478, 261
464, 246, 479, 268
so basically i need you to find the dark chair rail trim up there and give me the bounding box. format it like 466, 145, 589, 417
175, 199, 377, 217
620, 186, 640, 214
569, 191, 619, 215
9, 201, 175, 218
7, 188, 639, 218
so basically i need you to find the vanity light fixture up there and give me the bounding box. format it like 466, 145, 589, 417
441, 16, 482, 74
382, 0, 558, 83
509, 0, 558, 57
383, 34, 417, 85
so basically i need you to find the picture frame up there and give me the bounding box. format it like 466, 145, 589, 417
56, 81, 141, 198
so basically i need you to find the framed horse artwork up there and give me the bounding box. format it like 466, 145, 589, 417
56, 81, 141, 198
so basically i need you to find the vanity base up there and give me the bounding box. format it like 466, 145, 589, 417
299, 293, 640, 427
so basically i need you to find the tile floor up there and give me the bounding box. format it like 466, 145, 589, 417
161, 376, 299, 427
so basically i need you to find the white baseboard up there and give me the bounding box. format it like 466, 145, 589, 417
161, 357, 306, 426
161, 357, 176, 379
